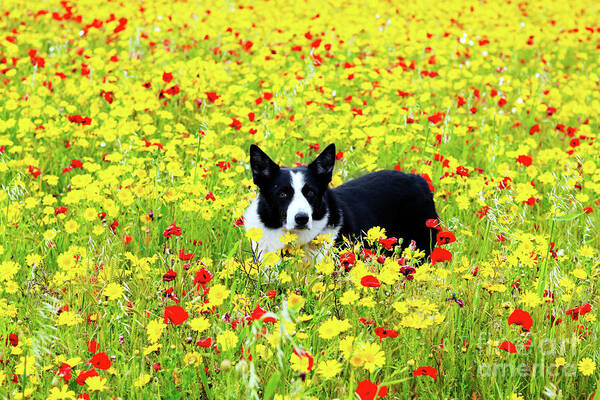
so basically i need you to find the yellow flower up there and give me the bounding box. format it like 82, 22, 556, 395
143, 343, 161, 356
47, 384, 76, 400
83, 207, 98, 222
246, 228, 263, 242
217, 330, 239, 352
366, 226, 386, 244
86, 376, 109, 392
189, 317, 211, 332
555, 357, 566, 366
519, 290, 544, 308
571, 268, 587, 279
318, 317, 351, 339
25, 254, 42, 266
280, 232, 298, 245
340, 290, 360, 306
147, 319, 166, 343
57, 311, 83, 327
509, 394, 524, 400
64, 220, 79, 234
339, 336, 355, 359
578, 358, 596, 376
290, 352, 311, 373
315, 258, 335, 275
353, 341, 386, 372
183, 351, 203, 366
317, 360, 342, 379
287, 293, 305, 310
207, 284, 230, 307
15, 355, 36, 375
133, 374, 151, 388
262, 252, 281, 267
103, 282, 124, 300
278, 271, 292, 283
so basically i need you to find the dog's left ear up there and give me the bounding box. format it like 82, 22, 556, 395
308, 143, 336, 183
250, 144, 280, 186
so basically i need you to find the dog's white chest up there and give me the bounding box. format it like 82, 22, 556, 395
243, 197, 336, 261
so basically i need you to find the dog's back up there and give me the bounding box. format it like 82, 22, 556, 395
331, 170, 438, 254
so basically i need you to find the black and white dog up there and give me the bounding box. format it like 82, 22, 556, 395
244, 143, 439, 260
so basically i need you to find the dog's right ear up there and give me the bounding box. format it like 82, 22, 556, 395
250, 144, 279, 186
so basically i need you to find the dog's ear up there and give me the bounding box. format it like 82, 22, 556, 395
250, 144, 279, 186
308, 143, 336, 184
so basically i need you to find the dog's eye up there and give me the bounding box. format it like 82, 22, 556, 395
305, 190, 315, 198
279, 192, 288, 198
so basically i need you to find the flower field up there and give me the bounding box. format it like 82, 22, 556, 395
1, 0, 599, 398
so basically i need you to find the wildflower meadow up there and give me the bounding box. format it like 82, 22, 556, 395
0, 0, 599, 399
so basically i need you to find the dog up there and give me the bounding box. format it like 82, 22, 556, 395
243, 143, 439, 262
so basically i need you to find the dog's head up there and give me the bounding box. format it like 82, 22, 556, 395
249, 143, 336, 231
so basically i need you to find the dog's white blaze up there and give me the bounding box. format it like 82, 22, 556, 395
285, 171, 312, 230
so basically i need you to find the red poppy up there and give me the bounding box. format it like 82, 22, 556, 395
194, 267, 213, 287
178, 248, 194, 261
234, 216, 245, 227
123, 235, 132, 245
378, 237, 397, 250
166, 85, 180, 95
425, 219, 440, 229
54, 206, 68, 215
508, 308, 533, 331
498, 341, 517, 353
4, 333, 17, 348
28, 165, 41, 178
206, 92, 219, 103
196, 338, 212, 347
427, 112, 445, 125
566, 303, 591, 321
516, 155, 532, 167
71, 159, 83, 168
164, 305, 188, 325
339, 252, 356, 271
162, 72, 173, 83
547, 314, 562, 326
163, 222, 182, 238
251, 305, 277, 323
88, 352, 111, 370
430, 247, 452, 264
529, 124, 540, 135
374, 326, 399, 341
360, 248, 374, 260
76, 369, 98, 386
86, 340, 99, 353
413, 365, 437, 380
229, 118, 242, 130
355, 379, 387, 400
523, 337, 532, 351
436, 231, 456, 245
267, 290, 277, 299
163, 269, 177, 282
55, 362, 72, 382
361, 275, 381, 288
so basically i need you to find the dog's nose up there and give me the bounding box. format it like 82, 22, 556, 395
294, 213, 309, 227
